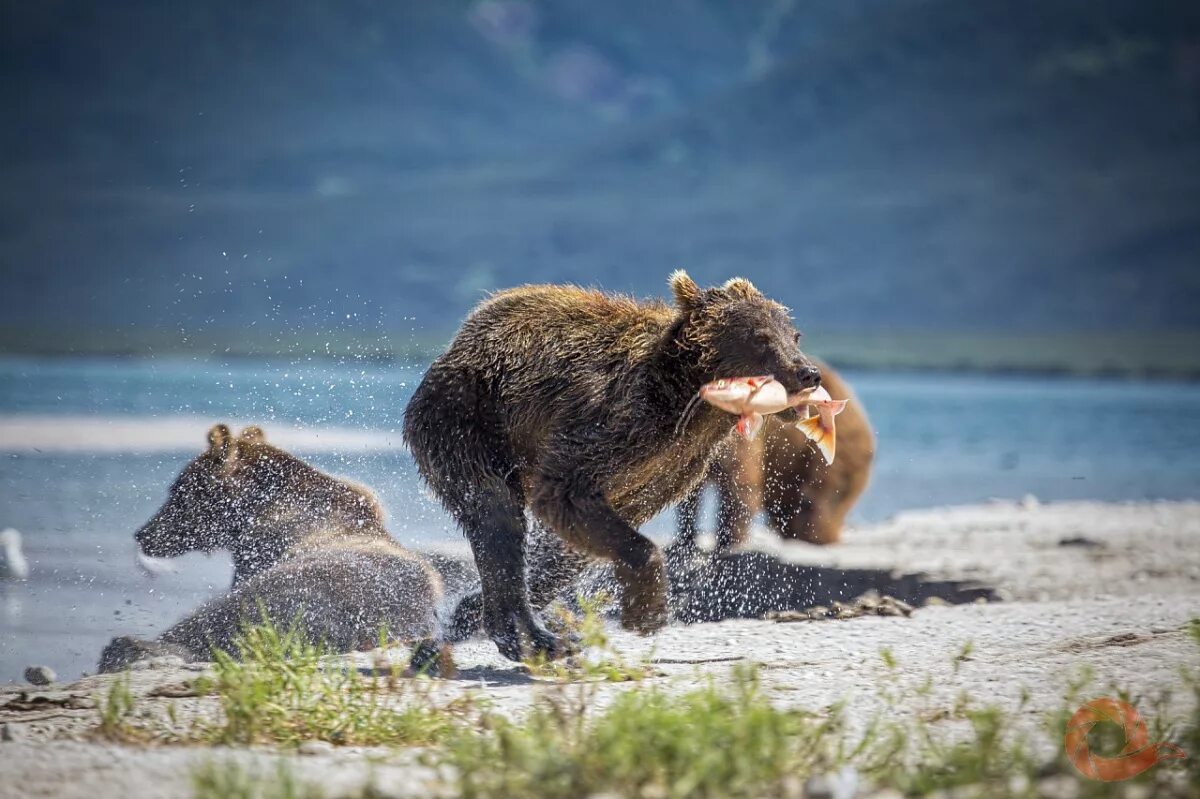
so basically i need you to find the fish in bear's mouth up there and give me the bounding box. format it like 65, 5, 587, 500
697, 375, 848, 464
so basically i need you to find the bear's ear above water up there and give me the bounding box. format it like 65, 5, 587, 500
669, 269, 703, 312
206, 423, 238, 466
239, 426, 266, 444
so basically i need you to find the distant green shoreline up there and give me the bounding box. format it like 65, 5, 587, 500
1, 328, 1198, 381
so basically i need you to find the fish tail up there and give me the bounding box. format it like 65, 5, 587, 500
796, 415, 836, 464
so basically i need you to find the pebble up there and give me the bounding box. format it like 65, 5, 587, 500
24, 665, 56, 686
766, 595, 915, 623
298, 740, 335, 756
1, 722, 25, 742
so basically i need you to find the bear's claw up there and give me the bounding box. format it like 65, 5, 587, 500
486, 611, 578, 662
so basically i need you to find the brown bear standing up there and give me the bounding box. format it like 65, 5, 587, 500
404, 271, 822, 660
675, 361, 875, 552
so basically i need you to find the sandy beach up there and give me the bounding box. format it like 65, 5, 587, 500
2, 499, 1197, 798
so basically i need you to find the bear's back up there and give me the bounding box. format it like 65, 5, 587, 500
457, 285, 673, 372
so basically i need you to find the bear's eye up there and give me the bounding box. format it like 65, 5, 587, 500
755, 331, 773, 345
793, 332, 801, 344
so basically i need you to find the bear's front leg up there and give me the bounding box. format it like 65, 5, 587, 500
530, 473, 669, 635
613, 542, 669, 634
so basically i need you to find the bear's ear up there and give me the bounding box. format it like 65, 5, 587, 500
239, 426, 265, 444
206, 423, 236, 463
669, 269, 703, 311
720, 277, 760, 300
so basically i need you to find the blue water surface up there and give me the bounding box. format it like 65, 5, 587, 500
1, 355, 1198, 681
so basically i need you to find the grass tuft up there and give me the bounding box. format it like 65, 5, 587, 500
195, 616, 473, 747
94, 672, 149, 743
124, 617, 1200, 798
441, 664, 838, 799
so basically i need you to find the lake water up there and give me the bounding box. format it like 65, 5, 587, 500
2, 355, 1199, 681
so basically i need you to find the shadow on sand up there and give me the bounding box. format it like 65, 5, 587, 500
436, 544, 1000, 633
666, 549, 998, 624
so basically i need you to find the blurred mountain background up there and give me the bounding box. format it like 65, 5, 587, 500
2, 0, 1198, 370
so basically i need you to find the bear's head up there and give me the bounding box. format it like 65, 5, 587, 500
134, 424, 384, 574
134, 424, 279, 558
668, 270, 821, 400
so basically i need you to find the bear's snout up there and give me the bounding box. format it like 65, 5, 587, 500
777, 364, 822, 394
134, 517, 174, 557
796, 365, 822, 390
133, 525, 156, 554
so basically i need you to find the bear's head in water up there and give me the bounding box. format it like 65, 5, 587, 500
134, 424, 384, 583
668, 271, 821, 403
134, 424, 255, 559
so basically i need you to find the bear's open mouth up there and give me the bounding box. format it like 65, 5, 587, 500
778, 386, 819, 419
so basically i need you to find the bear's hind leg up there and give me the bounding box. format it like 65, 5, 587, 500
460, 480, 576, 661
405, 368, 574, 661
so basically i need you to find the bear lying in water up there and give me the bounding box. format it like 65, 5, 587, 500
99, 425, 443, 673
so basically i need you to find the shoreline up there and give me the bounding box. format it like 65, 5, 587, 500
2, 499, 1197, 798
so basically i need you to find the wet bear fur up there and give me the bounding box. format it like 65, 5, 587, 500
100, 425, 443, 672
404, 271, 822, 660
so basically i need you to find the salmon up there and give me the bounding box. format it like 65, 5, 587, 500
699, 376, 847, 464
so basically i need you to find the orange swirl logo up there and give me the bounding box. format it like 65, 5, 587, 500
1063, 698, 1186, 781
